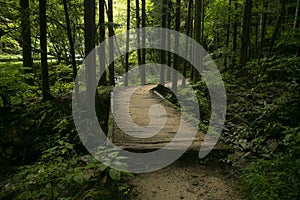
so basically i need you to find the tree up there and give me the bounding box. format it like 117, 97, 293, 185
293, 0, 300, 56
224, 0, 231, 68
160, 0, 168, 85
84, 0, 96, 111
239, 0, 252, 66
20, 0, 33, 74
182, 0, 193, 86
63, 0, 77, 79
269, 0, 285, 53
108, 0, 115, 86
141, 0, 146, 85
39, 0, 51, 101
232, 1, 238, 67
136, 0, 142, 67
125, 0, 130, 86
99, 0, 107, 85
172, 0, 181, 93
166, 0, 173, 82
259, 0, 267, 61
193, 0, 201, 83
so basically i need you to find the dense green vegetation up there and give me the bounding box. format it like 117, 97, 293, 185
1, 0, 299, 199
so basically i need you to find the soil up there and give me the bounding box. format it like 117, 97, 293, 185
126, 154, 241, 200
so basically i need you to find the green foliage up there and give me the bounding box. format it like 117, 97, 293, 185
0, 62, 37, 106
223, 56, 300, 199
240, 154, 300, 200
0, 137, 133, 200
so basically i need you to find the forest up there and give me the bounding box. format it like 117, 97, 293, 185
0, 0, 299, 199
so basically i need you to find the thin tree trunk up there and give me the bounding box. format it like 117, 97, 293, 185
193, 0, 201, 83
270, 0, 285, 53
201, 0, 205, 46
172, 0, 181, 93
182, 0, 193, 86
20, 0, 33, 74
254, 13, 259, 58
136, 0, 142, 66
224, 0, 231, 68
166, 0, 172, 82
294, 0, 300, 32
99, 0, 107, 85
39, 0, 51, 100
125, 0, 130, 86
259, 0, 267, 61
160, 0, 167, 85
141, 0, 146, 85
63, 0, 77, 79
294, 0, 300, 56
239, 0, 252, 67
189, 2, 194, 80
108, 0, 115, 86
232, 1, 238, 67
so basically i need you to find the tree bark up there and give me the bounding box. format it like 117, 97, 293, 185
172, 0, 181, 93
166, 0, 172, 81
224, 0, 231, 68
259, 0, 267, 61
193, 0, 201, 83
99, 0, 107, 85
108, 0, 115, 86
20, 0, 33, 74
294, 0, 300, 56
182, 0, 193, 86
136, 0, 142, 66
232, 1, 238, 67
125, 0, 130, 86
39, 0, 51, 101
63, 0, 77, 79
160, 0, 167, 85
141, 0, 146, 85
269, 0, 285, 53
239, 0, 252, 67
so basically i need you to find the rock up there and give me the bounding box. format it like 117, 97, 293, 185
192, 181, 199, 186
187, 187, 196, 193
191, 174, 198, 178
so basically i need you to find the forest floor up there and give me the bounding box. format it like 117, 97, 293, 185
111, 84, 241, 200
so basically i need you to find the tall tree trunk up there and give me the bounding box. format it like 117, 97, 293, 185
108, 0, 115, 86
182, 0, 193, 86
172, 0, 181, 93
259, 0, 267, 61
141, 0, 146, 85
136, 0, 142, 66
125, 0, 130, 86
84, 0, 96, 110
193, 0, 201, 83
63, 0, 77, 79
166, 0, 172, 81
232, 1, 238, 67
294, 0, 300, 56
39, 0, 51, 101
160, 0, 167, 85
270, 0, 285, 53
224, 0, 231, 68
20, 0, 33, 74
189, 1, 194, 80
99, 0, 107, 85
239, 0, 252, 67
201, 0, 205, 46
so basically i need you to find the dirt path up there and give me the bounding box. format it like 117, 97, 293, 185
126, 155, 240, 200
111, 84, 241, 199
